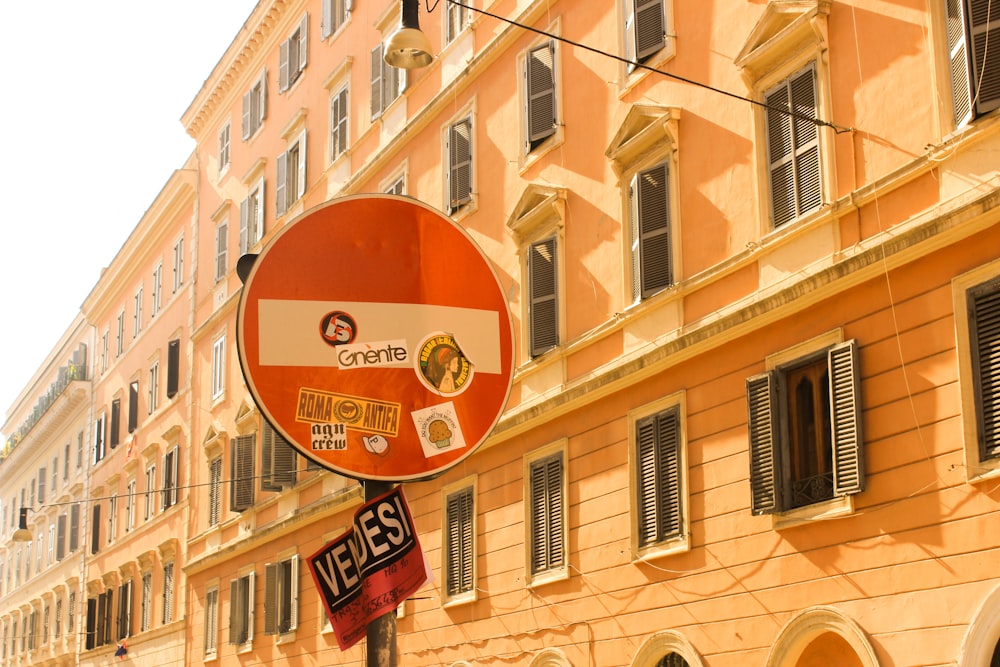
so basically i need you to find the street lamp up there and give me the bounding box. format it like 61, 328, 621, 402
12, 507, 33, 542
384, 0, 434, 69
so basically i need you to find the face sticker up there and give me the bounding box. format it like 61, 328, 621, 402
416, 333, 474, 396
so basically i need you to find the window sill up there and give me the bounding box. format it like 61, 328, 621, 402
527, 566, 569, 589
441, 589, 477, 609
276, 629, 297, 644
618, 43, 677, 96
771, 494, 854, 530
633, 533, 690, 563
965, 456, 1000, 484
518, 130, 564, 176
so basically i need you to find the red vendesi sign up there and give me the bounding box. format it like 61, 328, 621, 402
236, 195, 515, 481
307, 486, 428, 650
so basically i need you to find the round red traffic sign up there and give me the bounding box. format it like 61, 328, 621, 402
236, 195, 514, 481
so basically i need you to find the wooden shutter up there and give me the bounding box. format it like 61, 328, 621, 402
970, 278, 1000, 459
241, 91, 252, 140
765, 63, 821, 227
275, 149, 288, 217
162, 564, 174, 623
279, 37, 290, 92
829, 340, 865, 496
56, 515, 66, 560
528, 453, 564, 574
332, 88, 348, 159
166, 339, 180, 398
445, 487, 474, 596
631, 163, 673, 300
110, 399, 121, 447
117, 579, 132, 640
69, 505, 79, 552
90, 504, 101, 555
321, 0, 332, 38
255, 180, 265, 245
230, 435, 255, 512
128, 381, 139, 433
209, 457, 222, 526
946, 0, 974, 125
258, 70, 267, 126
228, 579, 242, 644
448, 118, 473, 210
746, 372, 779, 514
636, 406, 682, 547
634, 0, 666, 62
370, 45, 384, 119
264, 563, 278, 635
85, 598, 97, 650
37, 469, 45, 505
969, 0, 1000, 115
528, 237, 559, 357
93, 413, 105, 464
239, 196, 249, 254
296, 130, 307, 200
262, 421, 296, 491
526, 42, 557, 149
162, 448, 179, 509
298, 14, 309, 73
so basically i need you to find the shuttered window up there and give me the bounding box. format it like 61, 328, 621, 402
239, 178, 265, 254
946, 0, 1000, 126
625, 0, 666, 70
228, 572, 255, 645
117, 578, 132, 640
747, 339, 864, 514
128, 381, 139, 433
208, 457, 223, 526
167, 338, 180, 398
321, 0, 351, 39
528, 237, 559, 357
140, 573, 152, 632
69, 505, 79, 553
528, 452, 565, 576
630, 162, 673, 301
525, 41, 557, 152
279, 14, 309, 92
444, 486, 474, 598
330, 86, 349, 161
447, 117, 473, 213
162, 447, 179, 510
636, 406, 683, 547
969, 278, 1000, 459
90, 504, 101, 555
230, 435, 256, 512
241, 70, 267, 140
162, 563, 174, 624
56, 514, 66, 561
204, 587, 219, 656
262, 421, 297, 492
263, 556, 298, 635
764, 62, 822, 228
370, 43, 404, 120
110, 398, 121, 447
276, 130, 307, 217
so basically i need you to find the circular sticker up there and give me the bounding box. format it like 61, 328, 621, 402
320, 311, 357, 346
416, 333, 474, 396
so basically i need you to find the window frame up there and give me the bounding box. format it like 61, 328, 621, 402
211, 335, 227, 401
445, 113, 475, 215
441, 478, 477, 606
621, 0, 674, 79
943, 0, 1000, 128
523, 440, 568, 586
218, 122, 231, 177
239, 178, 265, 254
520, 38, 561, 161
279, 14, 309, 93
215, 220, 228, 282
204, 585, 219, 658
228, 570, 256, 647
276, 129, 307, 218
329, 84, 349, 163
263, 554, 299, 637
321, 0, 352, 40
241, 69, 267, 141
230, 434, 256, 513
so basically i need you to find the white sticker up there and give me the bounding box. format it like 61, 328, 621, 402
410, 403, 466, 459
335, 339, 410, 370
311, 423, 347, 451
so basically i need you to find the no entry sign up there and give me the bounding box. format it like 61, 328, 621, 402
237, 195, 514, 481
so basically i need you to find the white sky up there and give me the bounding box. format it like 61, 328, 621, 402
0, 2, 260, 435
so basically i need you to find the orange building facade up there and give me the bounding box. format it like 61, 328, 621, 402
4, 0, 1000, 665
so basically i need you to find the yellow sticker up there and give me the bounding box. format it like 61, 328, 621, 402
296, 388, 401, 437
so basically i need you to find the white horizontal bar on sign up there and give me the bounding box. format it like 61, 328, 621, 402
257, 299, 502, 374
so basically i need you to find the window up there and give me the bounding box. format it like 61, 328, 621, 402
208, 457, 223, 526
140, 572, 152, 632
163, 563, 175, 624
764, 62, 823, 228
230, 435, 255, 512
64, 442, 70, 479
37, 467, 46, 504
445, 0, 469, 43
68, 591, 76, 635
116, 309, 125, 356
322, 0, 351, 38
443, 484, 475, 603
215, 221, 228, 281
261, 421, 297, 492
385, 174, 405, 195
110, 398, 121, 448
528, 237, 559, 357
228, 571, 255, 646
145, 464, 157, 521
56, 514, 67, 560
204, 586, 219, 657
173, 236, 185, 293
162, 447, 179, 510
101, 330, 109, 373
330, 85, 349, 161
125, 480, 136, 532
51, 459, 57, 497
128, 380, 140, 433
108, 494, 118, 543
148, 360, 159, 414
69, 504, 80, 553
633, 401, 686, 554
117, 577, 132, 640
524, 41, 558, 154
239, 178, 265, 253
219, 122, 231, 174
91, 504, 101, 555
54, 597, 62, 639
945, 0, 1000, 127
211, 335, 226, 400
151, 263, 162, 317
525, 445, 567, 583
624, 0, 667, 70
747, 338, 864, 517
446, 116, 473, 214
370, 42, 405, 119
241, 69, 267, 140
629, 162, 673, 300
94, 412, 107, 465
276, 130, 307, 217
956, 271, 1000, 476
264, 555, 298, 635
279, 15, 309, 92
133, 286, 143, 336
167, 338, 180, 399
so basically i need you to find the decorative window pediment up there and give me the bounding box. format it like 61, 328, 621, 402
506, 183, 567, 245
735, 0, 830, 82
203, 421, 228, 459
605, 105, 681, 176
235, 398, 259, 434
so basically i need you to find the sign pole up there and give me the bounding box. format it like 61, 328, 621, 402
365, 479, 397, 667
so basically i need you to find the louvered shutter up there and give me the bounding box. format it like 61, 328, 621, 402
90, 504, 101, 555
128, 381, 139, 433
228, 580, 241, 644
162, 449, 179, 509
86, 598, 97, 650
56, 515, 66, 560
632, 163, 673, 299
969, 278, 1000, 459
946, 0, 974, 125
371, 45, 383, 119
69, 505, 79, 552
828, 340, 864, 496
297, 130, 307, 200
255, 181, 265, 244
246, 572, 255, 642
298, 14, 309, 72
279, 38, 290, 92
526, 42, 557, 149
262, 422, 296, 491
276, 150, 288, 217
636, 407, 682, 547
209, 457, 222, 525
239, 196, 249, 254
322, 0, 332, 38
241, 91, 252, 140
263, 561, 278, 635
445, 487, 473, 596
110, 399, 120, 447
287, 556, 299, 631
969, 0, 1000, 115
528, 237, 558, 357
634, 0, 666, 61
230, 435, 255, 512
332, 88, 348, 159
529, 453, 564, 574
166, 339, 179, 398
258, 71, 267, 126
765, 63, 821, 227
37, 469, 45, 505
747, 372, 779, 514
448, 118, 473, 210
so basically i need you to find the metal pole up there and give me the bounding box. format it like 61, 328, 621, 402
365, 479, 397, 667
